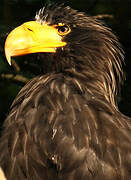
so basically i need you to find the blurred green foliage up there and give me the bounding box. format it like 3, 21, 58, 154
0, 0, 131, 125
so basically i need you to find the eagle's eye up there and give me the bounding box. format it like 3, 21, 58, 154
56, 23, 71, 36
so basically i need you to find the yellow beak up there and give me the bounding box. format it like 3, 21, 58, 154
5, 21, 67, 65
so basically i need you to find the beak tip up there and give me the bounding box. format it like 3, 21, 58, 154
8, 61, 12, 66
6, 54, 12, 65
5, 47, 12, 65
8, 58, 12, 66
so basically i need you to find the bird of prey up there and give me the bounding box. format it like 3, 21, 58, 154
0, 4, 131, 180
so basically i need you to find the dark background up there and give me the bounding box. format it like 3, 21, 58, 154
0, 0, 131, 126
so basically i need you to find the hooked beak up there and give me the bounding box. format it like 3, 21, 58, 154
5, 21, 66, 65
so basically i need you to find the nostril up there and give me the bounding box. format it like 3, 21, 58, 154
27, 28, 33, 32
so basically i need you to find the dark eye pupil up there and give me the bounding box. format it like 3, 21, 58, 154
58, 26, 68, 33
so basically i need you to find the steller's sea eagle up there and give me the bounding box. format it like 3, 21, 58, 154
0, 4, 131, 180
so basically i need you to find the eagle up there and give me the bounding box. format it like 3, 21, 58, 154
0, 4, 131, 180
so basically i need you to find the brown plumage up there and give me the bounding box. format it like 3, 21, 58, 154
0, 4, 131, 180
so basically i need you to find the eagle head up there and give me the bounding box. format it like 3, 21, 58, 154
5, 4, 124, 106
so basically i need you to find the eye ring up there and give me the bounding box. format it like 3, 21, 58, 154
57, 24, 71, 36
